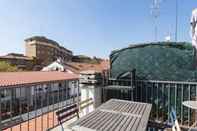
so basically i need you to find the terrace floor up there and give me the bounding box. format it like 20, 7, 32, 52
3, 111, 58, 131
3, 105, 94, 131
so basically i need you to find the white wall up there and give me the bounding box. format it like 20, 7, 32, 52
80, 85, 102, 115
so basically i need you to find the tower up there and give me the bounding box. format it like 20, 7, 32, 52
150, 0, 162, 41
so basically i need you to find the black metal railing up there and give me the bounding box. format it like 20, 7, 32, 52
0, 80, 80, 131
103, 78, 197, 129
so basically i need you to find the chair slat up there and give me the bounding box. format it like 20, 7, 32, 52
56, 104, 77, 116
80, 101, 94, 110
58, 108, 79, 122
80, 98, 93, 105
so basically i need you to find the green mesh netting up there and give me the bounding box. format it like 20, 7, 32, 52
110, 42, 197, 81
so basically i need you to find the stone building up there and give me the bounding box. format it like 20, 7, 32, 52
25, 36, 73, 66
0, 53, 35, 70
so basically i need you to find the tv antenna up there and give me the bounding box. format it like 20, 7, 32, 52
150, 0, 162, 42
175, 0, 178, 42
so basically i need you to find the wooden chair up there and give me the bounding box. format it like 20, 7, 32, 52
79, 98, 94, 111
56, 104, 79, 131
170, 108, 181, 131
164, 107, 181, 131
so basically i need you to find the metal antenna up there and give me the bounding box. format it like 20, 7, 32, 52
175, 0, 178, 42
150, 0, 162, 42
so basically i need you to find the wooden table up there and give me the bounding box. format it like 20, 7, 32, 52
183, 101, 197, 110
67, 99, 152, 131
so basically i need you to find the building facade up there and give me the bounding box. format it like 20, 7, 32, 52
0, 53, 34, 70
79, 70, 102, 84
25, 36, 73, 66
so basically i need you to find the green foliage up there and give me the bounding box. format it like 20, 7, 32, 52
72, 55, 102, 64
0, 61, 19, 72
110, 42, 197, 81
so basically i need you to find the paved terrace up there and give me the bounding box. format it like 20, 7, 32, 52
4, 111, 58, 131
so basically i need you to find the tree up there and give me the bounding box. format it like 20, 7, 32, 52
0, 61, 19, 72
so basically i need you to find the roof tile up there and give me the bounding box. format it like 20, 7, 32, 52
0, 71, 79, 87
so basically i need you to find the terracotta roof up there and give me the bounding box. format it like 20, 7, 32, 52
0, 71, 79, 87
66, 60, 110, 74
80, 70, 101, 74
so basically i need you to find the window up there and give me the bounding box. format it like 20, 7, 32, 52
0, 90, 11, 98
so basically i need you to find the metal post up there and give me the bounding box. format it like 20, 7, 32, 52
188, 84, 191, 127
175, 84, 177, 114
156, 83, 159, 120
155, 24, 158, 41
77, 80, 80, 111
61, 82, 64, 108
131, 69, 136, 101
52, 83, 55, 127
140, 82, 142, 102
150, 0, 160, 42
168, 84, 170, 122
66, 81, 69, 105
27, 86, 30, 131
41, 85, 43, 131
47, 84, 49, 129
35, 86, 37, 131
19, 87, 22, 131
196, 84, 197, 123
0, 89, 2, 131
175, 0, 178, 41
146, 81, 148, 103
162, 83, 164, 120
58, 83, 60, 110
181, 84, 183, 125
10, 88, 13, 131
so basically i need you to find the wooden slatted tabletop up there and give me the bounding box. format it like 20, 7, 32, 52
68, 99, 152, 131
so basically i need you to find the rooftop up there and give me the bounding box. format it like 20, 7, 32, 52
0, 53, 33, 60
66, 60, 110, 74
25, 36, 72, 53
0, 71, 79, 87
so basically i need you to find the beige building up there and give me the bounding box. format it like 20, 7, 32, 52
0, 53, 35, 70
25, 36, 73, 66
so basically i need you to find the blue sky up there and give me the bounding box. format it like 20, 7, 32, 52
0, 0, 196, 58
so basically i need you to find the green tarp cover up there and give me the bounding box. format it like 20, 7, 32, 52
110, 42, 197, 81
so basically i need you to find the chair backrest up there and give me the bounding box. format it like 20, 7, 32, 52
80, 98, 94, 111
56, 104, 79, 124
170, 107, 181, 131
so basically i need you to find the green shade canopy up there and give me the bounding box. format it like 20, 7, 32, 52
110, 42, 197, 81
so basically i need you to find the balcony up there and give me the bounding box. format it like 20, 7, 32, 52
102, 78, 197, 130
0, 81, 80, 131
1, 75, 197, 130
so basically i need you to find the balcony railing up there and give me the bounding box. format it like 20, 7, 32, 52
1, 76, 197, 131
103, 79, 197, 129
0, 80, 80, 131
